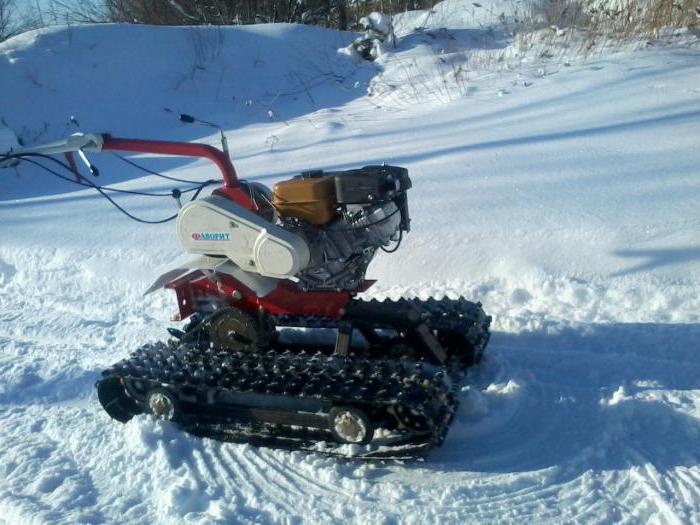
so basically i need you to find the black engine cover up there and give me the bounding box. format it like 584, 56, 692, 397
333, 165, 411, 204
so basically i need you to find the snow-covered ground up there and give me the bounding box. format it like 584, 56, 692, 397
1, 2, 699, 523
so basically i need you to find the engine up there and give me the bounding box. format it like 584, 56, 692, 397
274, 165, 412, 291
175, 165, 411, 291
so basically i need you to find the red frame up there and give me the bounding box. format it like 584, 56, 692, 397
101, 135, 256, 210
102, 136, 239, 187
165, 271, 353, 320
97, 134, 362, 320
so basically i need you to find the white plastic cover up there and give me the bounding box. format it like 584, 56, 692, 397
176, 195, 310, 279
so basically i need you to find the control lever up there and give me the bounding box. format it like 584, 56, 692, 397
179, 113, 229, 157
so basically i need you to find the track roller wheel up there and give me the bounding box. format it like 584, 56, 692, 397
328, 406, 374, 445
145, 388, 179, 421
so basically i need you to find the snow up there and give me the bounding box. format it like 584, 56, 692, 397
0, 123, 18, 152
359, 12, 394, 36
1, 2, 700, 523
392, 0, 525, 36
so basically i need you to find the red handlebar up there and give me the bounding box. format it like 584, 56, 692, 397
102, 135, 239, 188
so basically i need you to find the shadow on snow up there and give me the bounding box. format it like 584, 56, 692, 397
417, 321, 700, 476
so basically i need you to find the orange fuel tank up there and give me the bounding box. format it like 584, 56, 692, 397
273, 175, 338, 226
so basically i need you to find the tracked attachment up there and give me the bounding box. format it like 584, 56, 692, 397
97, 297, 490, 455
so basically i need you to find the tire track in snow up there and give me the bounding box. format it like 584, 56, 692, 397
674, 468, 700, 509
187, 443, 308, 520
263, 451, 372, 501
249, 448, 366, 501
233, 448, 315, 517
629, 463, 685, 525
184, 443, 284, 521
0, 406, 105, 524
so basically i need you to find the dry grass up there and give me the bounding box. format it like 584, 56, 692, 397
529, 0, 698, 40
506, 0, 698, 64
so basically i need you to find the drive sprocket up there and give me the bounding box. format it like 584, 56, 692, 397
208, 307, 269, 352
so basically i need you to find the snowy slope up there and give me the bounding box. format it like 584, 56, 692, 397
1, 6, 700, 524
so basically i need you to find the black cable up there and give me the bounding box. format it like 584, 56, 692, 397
13, 156, 179, 224
380, 229, 403, 253
1, 152, 213, 224
8, 153, 220, 197
190, 184, 206, 201
3, 152, 212, 197
113, 153, 222, 186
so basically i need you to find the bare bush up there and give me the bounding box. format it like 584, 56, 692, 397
44, 0, 108, 23
512, 0, 700, 63
530, 0, 698, 38
50, 0, 446, 30
587, 0, 698, 38
102, 0, 348, 27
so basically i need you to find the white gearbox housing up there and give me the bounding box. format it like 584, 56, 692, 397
177, 195, 310, 279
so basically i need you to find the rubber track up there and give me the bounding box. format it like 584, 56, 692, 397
97, 296, 491, 455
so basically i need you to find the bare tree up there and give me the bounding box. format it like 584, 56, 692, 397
1, 0, 83, 41
16, 0, 447, 32
96, 0, 358, 29
0, 0, 18, 41
44, 0, 108, 24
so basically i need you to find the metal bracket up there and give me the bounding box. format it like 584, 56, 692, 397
334, 321, 353, 357
415, 323, 447, 364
